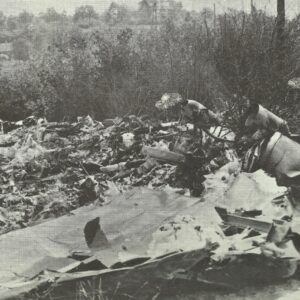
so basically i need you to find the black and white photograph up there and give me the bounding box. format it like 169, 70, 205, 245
0, 0, 300, 299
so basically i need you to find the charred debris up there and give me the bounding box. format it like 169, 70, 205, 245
1, 95, 300, 299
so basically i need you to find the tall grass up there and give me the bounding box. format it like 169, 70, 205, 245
0, 8, 299, 127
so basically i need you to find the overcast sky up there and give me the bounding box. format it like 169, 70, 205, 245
0, 0, 299, 18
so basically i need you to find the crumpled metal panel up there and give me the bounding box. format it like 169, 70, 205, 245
0, 188, 200, 283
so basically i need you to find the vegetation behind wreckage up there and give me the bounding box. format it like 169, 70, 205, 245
0, 4, 299, 130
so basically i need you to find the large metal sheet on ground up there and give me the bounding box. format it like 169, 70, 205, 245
0, 188, 202, 283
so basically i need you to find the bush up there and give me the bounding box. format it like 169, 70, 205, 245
0, 8, 299, 125
12, 38, 30, 60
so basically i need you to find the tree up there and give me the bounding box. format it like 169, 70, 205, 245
73, 5, 98, 23
0, 11, 6, 28
18, 10, 34, 25
275, 0, 285, 76
160, 0, 183, 21
42, 8, 62, 23
61, 10, 68, 24
12, 38, 30, 60
7, 16, 17, 31
104, 2, 129, 25
138, 0, 152, 24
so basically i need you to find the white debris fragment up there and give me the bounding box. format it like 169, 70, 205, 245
147, 215, 224, 257
122, 133, 135, 148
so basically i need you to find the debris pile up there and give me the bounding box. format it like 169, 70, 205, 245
2, 97, 300, 299
0, 114, 236, 234
0, 175, 299, 299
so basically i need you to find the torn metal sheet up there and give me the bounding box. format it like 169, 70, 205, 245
215, 206, 273, 234
0, 244, 298, 300
0, 188, 201, 283
0, 169, 298, 299
224, 170, 287, 213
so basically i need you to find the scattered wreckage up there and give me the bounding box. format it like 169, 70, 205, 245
0, 170, 299, 300
0, 96, 300, 299
0, 113, 236, 234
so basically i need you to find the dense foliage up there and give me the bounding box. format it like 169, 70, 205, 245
0, 3, 299, 127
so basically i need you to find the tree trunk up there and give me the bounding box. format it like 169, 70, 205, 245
276, 0, 285, 72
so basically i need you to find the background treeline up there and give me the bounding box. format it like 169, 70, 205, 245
0, 1, 299, 128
